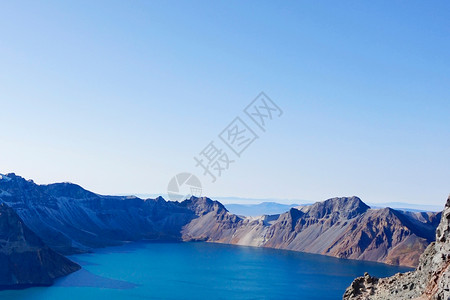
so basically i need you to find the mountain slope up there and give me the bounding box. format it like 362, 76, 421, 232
343, 195, 450, 299
0, 173, 197, 254
0, 173, 440, 267
0, 203, 80, 289
183, 197, 439, 267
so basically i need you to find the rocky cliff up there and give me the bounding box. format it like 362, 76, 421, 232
0, 203, 80, 289
343, 195, 450, 300
0, 174, 197, 254
0, 173, 440, 268
182, 196, 439, 267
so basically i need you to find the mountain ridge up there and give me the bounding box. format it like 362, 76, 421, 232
0, 173, 441, 269
181, 196, 439, 267
343, 195, 450, 299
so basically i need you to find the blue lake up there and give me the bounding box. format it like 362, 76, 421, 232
0, 242, 411, 300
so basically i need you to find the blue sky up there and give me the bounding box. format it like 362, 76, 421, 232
0, 1, 448, 205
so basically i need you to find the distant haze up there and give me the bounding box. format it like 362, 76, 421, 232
108, 193, 445, 213
0, 2, 449, 205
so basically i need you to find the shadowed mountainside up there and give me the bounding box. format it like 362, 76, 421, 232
0, 173, 441, 268
0, 203, 80, 289
0, 174, 198, 254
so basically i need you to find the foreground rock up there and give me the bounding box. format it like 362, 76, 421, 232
343, 195, 450, 300
0, 203, 80, 289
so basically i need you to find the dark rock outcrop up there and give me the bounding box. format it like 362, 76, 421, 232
0, 203, 80, 289
343, 195, 450, 299
0, 173, 197, 254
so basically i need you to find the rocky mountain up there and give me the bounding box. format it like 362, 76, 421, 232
343, 195, 450, 300
182, 196, 440, 267
0, 202, 80, 289
0, 173, 198, 254
0, 173, 441, 268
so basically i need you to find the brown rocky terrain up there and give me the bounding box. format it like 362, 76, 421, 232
0, 203, 80, 289
182, 196, 440, 267
0, 173, 440, 267
0, 173, 443, 291
343, 195, 450, 300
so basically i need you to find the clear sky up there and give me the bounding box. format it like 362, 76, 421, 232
0, 1, 448, 205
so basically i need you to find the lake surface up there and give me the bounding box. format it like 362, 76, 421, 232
0, 242, 411, 300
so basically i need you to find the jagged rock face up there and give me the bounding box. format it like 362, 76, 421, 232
0, 203, 80, 289
300, 196, 370, 219
324, 208, 439, 267
183, 196, 439, 267
0, 174, 440, 268
343, 195, 450, 300
181, 197, 243, 242
0, 174, 198, 254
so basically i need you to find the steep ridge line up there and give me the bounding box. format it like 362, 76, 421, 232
343, 195, 450, 300
0, 173, 441, 268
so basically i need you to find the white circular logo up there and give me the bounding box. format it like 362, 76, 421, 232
167, 172, 202, 201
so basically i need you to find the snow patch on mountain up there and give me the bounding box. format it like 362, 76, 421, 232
0, 174, 11, 182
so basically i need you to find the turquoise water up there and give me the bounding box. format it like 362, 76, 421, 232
0, 242, 411, 300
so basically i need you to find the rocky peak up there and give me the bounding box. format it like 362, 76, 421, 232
0, 173, 36, 185
436, 195, 450, 243
0, 174, 12, 182
154, 196, 166, 202
343, 195, 450, 300
301, 196, 370, 219
42, 182, 98, 199
180, 196, 228, 215
0, 175, 96, 201
0, 173, 27, 187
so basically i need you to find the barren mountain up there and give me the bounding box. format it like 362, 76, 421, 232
0, 203, 80, 289
343, 195, 450, 299
182, 196, 440, 267
0, 173, 197, 254
0, 173, 440, 268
